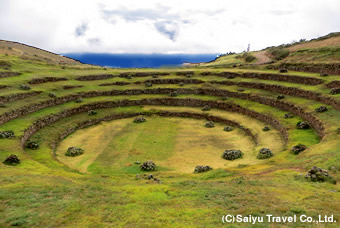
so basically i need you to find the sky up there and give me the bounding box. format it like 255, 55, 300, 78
0, 0, 339, 54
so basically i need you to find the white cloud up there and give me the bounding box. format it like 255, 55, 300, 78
0, 0, 339, 54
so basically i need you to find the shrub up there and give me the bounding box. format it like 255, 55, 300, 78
291, 144, 307, 155
134, 116, 146, 123
262, 126, 270, 131
320, 73, 328, 77
179, 82, 184, 86
205, 121, 214, 128
65, 147, 84, 157
152, 75, 158, 78
315, 106, 328, 113
194, 165, 213, 173
305, 166, 336, 184
277, 95, 285, 100
279, 68, 288, 73
267, 47, 290, 60
245, 54, 256, 62
3, 154, 20, 165
75, 97, 83, 103
48, 92, 56, 98
169, 91, 178, 97
140, 161, 156, 171
237, 88, 245, 92
145, 82, 152, 87
222, 150, 243, 160
26, 141, 39, 150
224, 126, 234, 132
257, 148, 273, 159
0, 130, 15, 139
284, 113, 294, 118
88, 110, 97, 116
201, 105, 210, 111
19, 84, 31, 90
296, 121, 310, 129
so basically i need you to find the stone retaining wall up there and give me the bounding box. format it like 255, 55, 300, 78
0, 91, 42, 104
28, 77, 68, 84
0, 72, 21, 78
76, 74, 115, 81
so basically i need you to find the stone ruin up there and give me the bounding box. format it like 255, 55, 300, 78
222, 149, 243, 160
305, 166, 336, 184
3, 154, 20, 165
194, 165, 213, 173
257, 148, 273, 159
291, 144, 307, 155
140, 160, 156, 171
65, 147, 84, 157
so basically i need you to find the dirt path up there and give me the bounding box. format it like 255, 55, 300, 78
253, 51, 272, 65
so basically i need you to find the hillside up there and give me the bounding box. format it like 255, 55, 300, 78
201, 32, 340, 75
0, 40, 339, 227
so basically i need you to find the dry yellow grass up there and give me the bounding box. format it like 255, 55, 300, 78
288, 36, 340, 52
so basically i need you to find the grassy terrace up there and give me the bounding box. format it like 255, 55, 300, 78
0, 52, 339, 227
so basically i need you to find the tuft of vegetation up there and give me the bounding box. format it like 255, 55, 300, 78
267, 47, 290, 60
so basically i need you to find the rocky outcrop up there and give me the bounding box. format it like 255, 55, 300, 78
305, 166, 336, 184
140, 161, 156, 171
28, 77, 68, 84
3, 155, 20, 165
222, 150, 243, 160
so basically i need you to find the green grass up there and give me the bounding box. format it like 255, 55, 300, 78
0, 50, 339, 227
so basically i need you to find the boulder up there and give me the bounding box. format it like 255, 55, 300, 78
277, 95, 285, 100
205, 121, 215, 128
305, 166, 336, 184
65, 147, 84, 157
315, 106, 328, 113
0, 130, 15, 139
201, 105, 210, 111
224, 126, 234, 132
291, 144, 307, 155
134, 116, 146, 123
26, 141, 39, 150
222, 149, 243, 160
194, 165, 213, 173
257, 148, 273, 159
140, 160, 156, 171
296, 121, 310, 129
3, 154, 20, 165
262, 126, 270, 131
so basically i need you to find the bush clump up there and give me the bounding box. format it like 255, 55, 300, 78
284, 113, 294, 118
277, 95, 285, 100
3, 154, 20, 165
291, 144, 307, 155
296, 121, 310, 129
267, 47, 290, 60
179, 82, 184, 86
65, 147, 84, 157
262, 126, 270, 131
194, 165, 213, 173
88, 110, 97, 116
257, 148, 273, 159
315, 106, 328, 113
140, 160, 156, 171
205, 121, 215, 128
48, 92, 56, 98
169, 91, 178, 97
75, 97, 83, 103
222, 149, 243, 160
145, 82, 152, 87
26, 141, 39, 150
279, 68, 288, 73
330, 88, 340, 95
0, 130, 15, 139
20, 84, 31, 90
224, 126, 234, 132
134, 116, 146, 123
201, 105, 210, 111
305, 166, 336, 184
